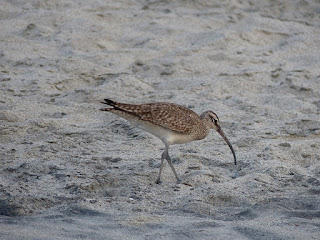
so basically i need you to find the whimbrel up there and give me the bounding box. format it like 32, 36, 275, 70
100, 99, 237, 184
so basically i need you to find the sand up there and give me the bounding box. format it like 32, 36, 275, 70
0, 0, 320, 239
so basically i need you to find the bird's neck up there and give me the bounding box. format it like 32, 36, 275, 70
190, 115, 210, 141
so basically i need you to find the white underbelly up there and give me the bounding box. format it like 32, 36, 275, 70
132, 120, 191, 145
112, 111, 192, 145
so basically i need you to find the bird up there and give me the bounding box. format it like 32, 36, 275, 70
100, 99, 237, 184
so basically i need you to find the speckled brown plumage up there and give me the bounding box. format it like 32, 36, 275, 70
102, 99, 202, 134
100, 98, 237, 184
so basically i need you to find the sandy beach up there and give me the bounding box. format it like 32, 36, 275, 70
0, 0, 319, 239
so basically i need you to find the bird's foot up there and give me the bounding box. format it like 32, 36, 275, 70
155, 178, 162, 184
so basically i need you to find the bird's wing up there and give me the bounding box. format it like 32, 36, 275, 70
101, 99, 202, 134
134, 103, 202, 134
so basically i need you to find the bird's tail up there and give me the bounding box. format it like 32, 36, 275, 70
100, 98, 118, 111
100, 98, 140, 113
101, 99, 116, 106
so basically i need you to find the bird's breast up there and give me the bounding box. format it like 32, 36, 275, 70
136, 122, 192, 145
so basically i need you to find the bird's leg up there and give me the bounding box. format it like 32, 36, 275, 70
155, 143, 181, 184
155, 150, 166, 184
164, 144, 181, 183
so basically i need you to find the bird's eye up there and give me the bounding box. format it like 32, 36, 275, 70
213, 118, 220, 127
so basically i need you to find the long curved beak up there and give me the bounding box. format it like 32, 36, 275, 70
216, 128, 237, 165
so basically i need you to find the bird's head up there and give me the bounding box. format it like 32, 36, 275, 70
201, 111, 237, 165
206, 111, 221, 131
